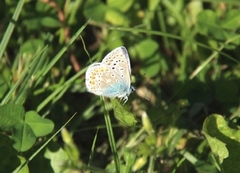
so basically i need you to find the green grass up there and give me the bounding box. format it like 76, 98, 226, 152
1, 0, 240, 173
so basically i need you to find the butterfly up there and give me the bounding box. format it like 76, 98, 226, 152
85, 46, 134, 103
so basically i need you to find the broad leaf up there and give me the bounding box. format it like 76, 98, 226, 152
12, 123, 36, 152
203, 114, 240, 172
0, 104, 24, 131
25, 111, 54, 137
111, 99, 137, 126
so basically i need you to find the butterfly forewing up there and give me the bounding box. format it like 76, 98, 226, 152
101, 46, 131, 88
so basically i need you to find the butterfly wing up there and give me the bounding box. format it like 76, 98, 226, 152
101, 46, 131, 91
85, 46, 133, 101
85, 63, 129, 98
85, 63, 104, 96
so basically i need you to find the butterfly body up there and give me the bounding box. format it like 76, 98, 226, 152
85, 46, 134, 103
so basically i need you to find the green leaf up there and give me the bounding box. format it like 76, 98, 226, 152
44, 148, 70, 173
83, 0, 106, 22
203, 114, 240, 142
145, 135, 157, 146
25, 111, 54, 137
204, 133, 228, 163
196, 10, 227, 40
167, 128, 186, 154
122, 148, 136, 173
137, 143, 152, 156
135, 39, 159, 59
135, 39, 161, 77
61, 128, 79, 162
105, 8, 129, 26
20, 39, 44, 56
107, 0, 133, 12
41, 17, 60, 28
22, 18, 42, 30
14, 156, 29, 173
203, 114, 240, 172
12, 123, 36, 152
111, 99, 137, 126
0, 104, 54, 152
196, 10, 218, 35
0, 104, 25, 131
221, 32, 240, 49
106, 31, 124, 49
221, 10, 240, 30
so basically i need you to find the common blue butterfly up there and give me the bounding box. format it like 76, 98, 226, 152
85, 46, 134, 103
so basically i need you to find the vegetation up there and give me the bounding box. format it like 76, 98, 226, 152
0, 0, 240, 173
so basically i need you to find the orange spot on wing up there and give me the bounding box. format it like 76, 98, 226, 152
100, 68, 105, 72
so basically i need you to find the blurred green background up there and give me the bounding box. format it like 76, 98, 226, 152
0, 0, 240, 173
